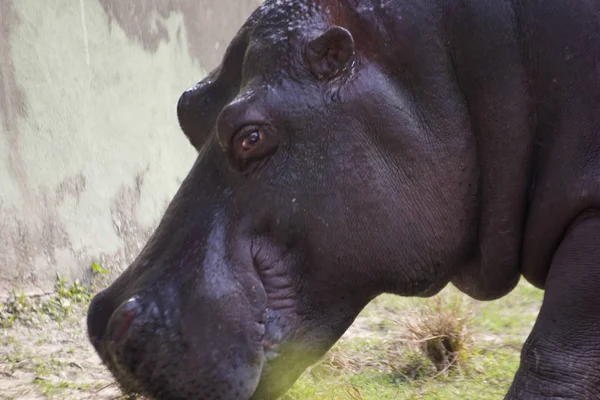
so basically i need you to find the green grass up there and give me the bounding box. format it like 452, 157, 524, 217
284, 280, 543, 400
0, 267, 542, 400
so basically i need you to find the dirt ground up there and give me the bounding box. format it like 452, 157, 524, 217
0, 299, 122, 400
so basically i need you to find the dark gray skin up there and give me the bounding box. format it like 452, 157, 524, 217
86, 0, 600, 398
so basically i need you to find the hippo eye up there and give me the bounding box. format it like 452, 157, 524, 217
239, 130, 263, 152
229, 125, 278, 169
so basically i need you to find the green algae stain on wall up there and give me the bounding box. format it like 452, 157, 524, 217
0, 0, 262, 294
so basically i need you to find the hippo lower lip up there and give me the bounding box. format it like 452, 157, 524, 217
261, 328, 281, 362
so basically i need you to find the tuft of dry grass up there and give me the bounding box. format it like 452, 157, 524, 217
401, 292, 474, 374
304, 289, 475, 390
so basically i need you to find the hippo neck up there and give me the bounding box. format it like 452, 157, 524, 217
445, 0, 600, 299
440, 1, 535, 300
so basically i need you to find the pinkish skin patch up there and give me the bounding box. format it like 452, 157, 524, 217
111, 309, 137, 344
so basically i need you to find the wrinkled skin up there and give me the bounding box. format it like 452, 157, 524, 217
87, 0, 600, 399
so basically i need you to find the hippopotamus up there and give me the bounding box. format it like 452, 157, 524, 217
86, 0, 600, 398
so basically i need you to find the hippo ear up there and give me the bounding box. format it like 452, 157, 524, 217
305, 26, 355, 80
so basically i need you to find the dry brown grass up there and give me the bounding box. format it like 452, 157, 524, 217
401, 293, 474, 374
306, 290, 475, 384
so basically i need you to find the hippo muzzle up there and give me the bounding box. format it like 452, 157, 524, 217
87, 263, 269, 399
86, 153, 278, 399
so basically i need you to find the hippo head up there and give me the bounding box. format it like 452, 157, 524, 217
87, 1, 511, 399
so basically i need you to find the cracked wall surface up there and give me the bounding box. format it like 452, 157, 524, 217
0, 0, 261, 295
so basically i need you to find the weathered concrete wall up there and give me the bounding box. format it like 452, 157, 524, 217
0, 0, 261, 294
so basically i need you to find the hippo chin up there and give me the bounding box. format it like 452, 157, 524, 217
87, 0, 600, 399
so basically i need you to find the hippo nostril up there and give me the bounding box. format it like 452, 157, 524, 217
107, 297, 141, 345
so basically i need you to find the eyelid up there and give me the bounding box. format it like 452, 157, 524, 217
217, 93, 261, 131
236, 123, 261, 133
